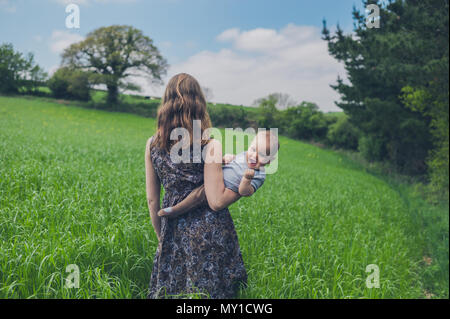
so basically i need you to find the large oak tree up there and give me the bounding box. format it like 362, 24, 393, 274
62, 25, 168, 105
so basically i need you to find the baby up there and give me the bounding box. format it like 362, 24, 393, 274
158, 130, 279, 217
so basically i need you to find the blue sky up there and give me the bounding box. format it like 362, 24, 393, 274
0, 0, 365, 111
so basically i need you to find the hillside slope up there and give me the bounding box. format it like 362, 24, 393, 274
0, 96, 447, 298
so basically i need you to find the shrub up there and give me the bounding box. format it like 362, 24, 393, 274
401, 85, 449, 198
48, 67, 91, 101
326, 115, 360, 150
207, 103, 256, 128
358, 135, 387, 162
281, 102, 328, 140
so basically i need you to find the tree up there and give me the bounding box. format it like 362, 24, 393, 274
256, 94, 280, 128
0, 43, 47, 94
62, 25, 168, 105
253, 92, 297, 110
25, 64, 48, 93
322, 0, 449, 175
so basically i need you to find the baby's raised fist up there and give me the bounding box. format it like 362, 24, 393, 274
244, 168, 255, 180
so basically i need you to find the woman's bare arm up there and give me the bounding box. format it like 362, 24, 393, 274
145, 137, 161, 241
204, 139, 241, 211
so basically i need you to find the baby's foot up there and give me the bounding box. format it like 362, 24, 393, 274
157, 207, 173, 217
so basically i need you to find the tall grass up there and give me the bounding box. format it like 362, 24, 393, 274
0, 96, 447, 298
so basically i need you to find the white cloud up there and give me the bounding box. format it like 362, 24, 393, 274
217, 24, 319, 55
50, 30, 84, 54
216, 28, 240, 42
144, 23, 345, 112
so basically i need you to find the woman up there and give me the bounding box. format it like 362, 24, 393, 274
145, 73, 247, 298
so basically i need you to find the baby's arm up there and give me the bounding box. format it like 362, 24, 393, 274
238, 169, 255, 197
159, 184, 240, 217
158, 154, 238, 218
158, 184, 206, 218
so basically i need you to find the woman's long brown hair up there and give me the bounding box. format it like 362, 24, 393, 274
151, 73, 212, 152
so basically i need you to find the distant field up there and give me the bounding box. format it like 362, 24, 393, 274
90, 90, 160, 105
0, 95, 447, 298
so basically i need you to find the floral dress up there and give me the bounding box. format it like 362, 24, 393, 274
147, 140, 247, 299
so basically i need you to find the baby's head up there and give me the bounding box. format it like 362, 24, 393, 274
246, 130, 280, 170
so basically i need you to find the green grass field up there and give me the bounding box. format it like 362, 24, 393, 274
0, 95, 448, 298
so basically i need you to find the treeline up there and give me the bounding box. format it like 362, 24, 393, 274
207, 97, 359, 150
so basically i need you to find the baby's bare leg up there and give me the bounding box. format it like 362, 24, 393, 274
158, 185, 207, 218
